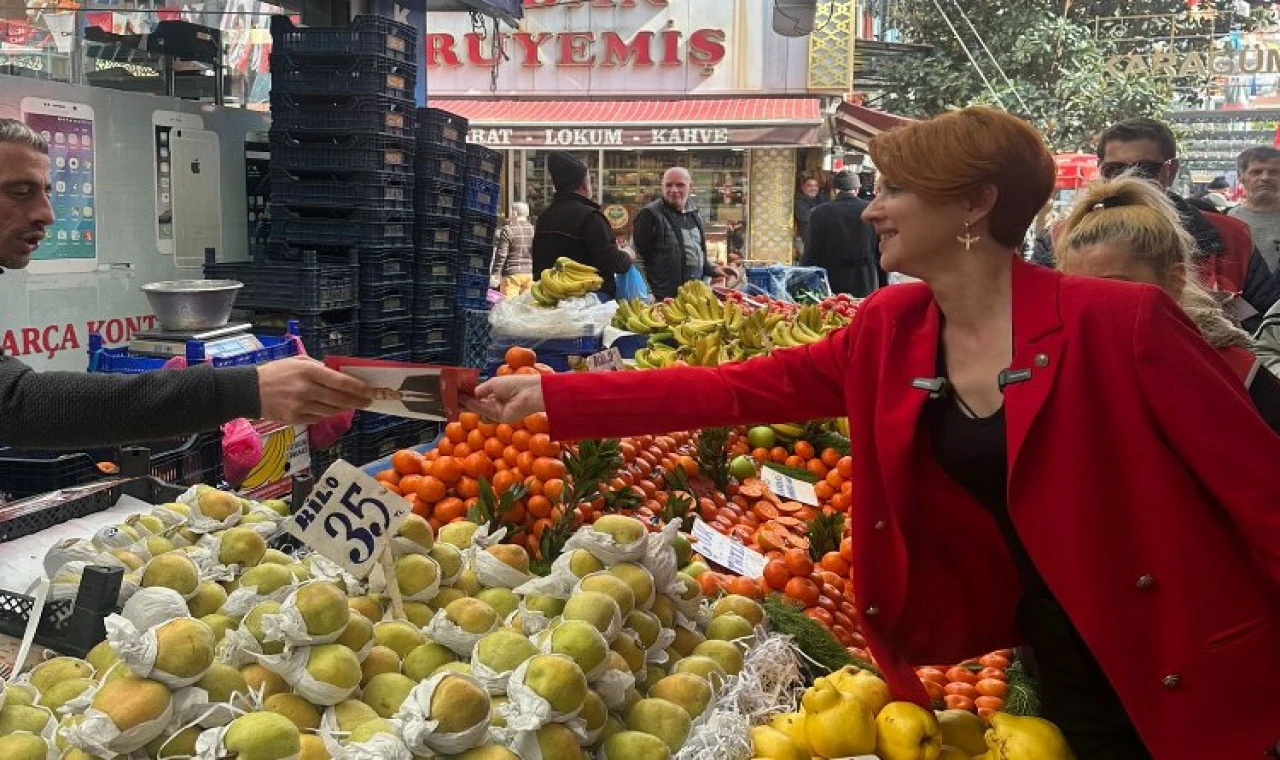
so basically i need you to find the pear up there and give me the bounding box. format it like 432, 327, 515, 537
223, 711, 301, 760
876, 701, 943, 760
360, 646, 401, 686
601, 731, 670, 760
187, 581, 228, 618
711, 594, 765, 626
403, 642, 457, 681
592, 515, 646, 545
218, 526, 267, 567
937, 709, 989, 755
265, 693, 321, 731
476, 587, 520, 621
293, 582, 350, 638
362, 672, 416, 718
647, 673, 712, 719
0, 733, 48, 760
396, 513, 435, 552
625, 698, 690, 753
372, 621, 425, 659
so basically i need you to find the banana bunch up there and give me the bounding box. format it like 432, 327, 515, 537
633, 342, 680, 369
530, 258, 604, 307
737, 308, 786, 354
769, 422, 807, 443
769, 318, 825, 348
614, 297, 668, 334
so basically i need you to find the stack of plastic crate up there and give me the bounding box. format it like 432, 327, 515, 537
412, 108, 469, 364
451, 143, 501, 364
265, 14, 417, 361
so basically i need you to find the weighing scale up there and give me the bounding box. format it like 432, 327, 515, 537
128, 323, 264, 359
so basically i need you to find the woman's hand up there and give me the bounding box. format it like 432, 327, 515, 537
461, 375, 546, 423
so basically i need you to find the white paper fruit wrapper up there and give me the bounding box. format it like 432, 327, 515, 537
470, 652, 522, 696
171, 683, 246, 729
643, 520, 682, 598
562, 524, 648, 565
43, 538, 118, 580
92, 524, 140, 551
149, 506, 187, 529
181, 493, 242, 535
645, 625, 678, 665
499, 656, 585, 733
500, 720, 591, 760
390, 535, 431, 560
105, 614, 210, 689
473, 550, 534, 590
259, 583, 350, 646
120, 586, 190, 630
342, 731, 413, 760
591, 666, 636, 712
511, 555, 577, 600
256, 647, 357, 706
370, 555, 442, 604
305, 554, 365, 597
215, 627, 264, 668
194, 724, 301, 760
504, 603, 551, 637
65, 693, 173, 756
220, 581, 296, 619
395, 671, 491, 756
422, 608, 495, 657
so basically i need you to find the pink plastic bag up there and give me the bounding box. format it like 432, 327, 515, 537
221, 418, 263, 487
308, 409, 355, 451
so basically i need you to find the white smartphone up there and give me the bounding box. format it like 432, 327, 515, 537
170, 128, 223, 269
152, 110, 204, 255
20, 97, 98, 274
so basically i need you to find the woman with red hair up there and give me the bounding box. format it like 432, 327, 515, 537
464, 108, 1280, 759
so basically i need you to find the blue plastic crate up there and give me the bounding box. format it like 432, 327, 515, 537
269, 131, 413, 175
455, 273, 489, 311
460, 212, 497, 249
249, 310, 358, 359
354, 410, 406, 435
464, 179, 500, 217
466, 144, 502, 184
270, 54, 415, 100
358, 317, 413, 356
311, 430, 358, 475
414, 178, 465, 217
411, 347, 456, 365
270, 93, 415, 138
269, 170, 413, 212
268, 204, 412, 247
270, 14, 417, 65
416, 216, 462, 250
360, 249, 415, 289
88, 328, 302, 374
413, 284, 455, 319
455, 244, 489, 277
206, 249, 359, 312
356, 420, 429, 464
743, 265, 832, 303
411, 317, 453, 354
459, 308, 491, 370
417, 108, 468, 153
359, 282, 414, 321
414, 252, 458, 287
415, 151, 467, 186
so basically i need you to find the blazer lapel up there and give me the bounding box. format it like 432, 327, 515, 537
1005, 258, 1066, 482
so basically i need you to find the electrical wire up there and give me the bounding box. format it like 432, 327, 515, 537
772, 0, 838, 36
928, 0, 1005, 106
946, 0, 1030, 112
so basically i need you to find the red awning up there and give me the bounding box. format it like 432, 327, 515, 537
834, 102, 912, 152
428, 98, 825, 149
431, 98, 823, 126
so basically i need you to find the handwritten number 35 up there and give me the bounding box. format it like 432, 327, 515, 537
324, 483, 393, 564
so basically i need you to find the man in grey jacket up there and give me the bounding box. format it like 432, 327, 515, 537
632, 167, 732, 301
0, 118, 372, 448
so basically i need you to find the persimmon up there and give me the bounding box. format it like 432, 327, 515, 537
783, 547, 814, 577
491, 469, 521, 495
532, 457, 566, 481
784, 455, 806, 469
820, 448, 841, 468
381, 482, 404, 496
434, 497, 466, 522
840, 536, 854, 563
943, 694, 975, 712
726, 574, 761, 600
819, 552, 850, 576
391, 450, 422, 475
978, 666, 1007, 682
483, 437, 506, 459
837, 456, 854, 479
804, 606, 833, 626
977, 707, 998, 721
431, 457, 464, 484
805, 459, 829, 479
793, 440, 815, 460
496, 365, 513, 376
923, 680, 946, 702
466, 429, 486, 451
975, 679, 1009, 699
750, 447, 770, 463
416, 475, 447, 503
698, 572, 725, 596
455, 477, 480, 500
375, 469, 400, 486
974, 695, 1005, 712
769, 447, 789, 463
398, 474, 425, 496
453, 443, 472, 458
503, 445, 521, 467
825, 469, 844, 489
944, 681, 979, 700
523, 412, 550, 434
495, 423, 515, 444
459, 411, 480, 431
813, 482, 835, 503
784, 577, 820, 606
542, 478, 565, 501
524, 476, 544, 496
511, 429, 532, 451
462, 452, 496, 481
945, 666, 980, 686
505, 346, 537, 369
676, 456, 699, 477
515, 366, 539, 375
978, 653, 1011, 670
436, 438, 455, 456
516, 451, 538, 475
444, 422, 467, 444
527, 495, 554, 519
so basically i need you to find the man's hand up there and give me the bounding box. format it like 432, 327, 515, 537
461, 375, 545, 423
257, 357, 375, 425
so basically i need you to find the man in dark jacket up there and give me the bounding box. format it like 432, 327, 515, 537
632, 167, 733, 301
530, 151, 631, 297
0, 118, 372, 449
801, 169, 883, 297
1032, 117, 1280, 331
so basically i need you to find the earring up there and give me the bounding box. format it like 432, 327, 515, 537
958, 221, 981, 251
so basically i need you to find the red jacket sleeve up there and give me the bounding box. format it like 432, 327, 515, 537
1132, 286, 1280, 584
543, 317, 862, 441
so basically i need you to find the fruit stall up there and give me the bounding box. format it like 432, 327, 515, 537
0, 265, 1083, 760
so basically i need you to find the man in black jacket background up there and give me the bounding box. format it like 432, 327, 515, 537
530, 152, 632, 298
801, 169, 884, 297
632, 167, 733, 301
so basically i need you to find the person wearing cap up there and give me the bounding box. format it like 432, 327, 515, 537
530, 152, 632, 297
801, 168, 884, 297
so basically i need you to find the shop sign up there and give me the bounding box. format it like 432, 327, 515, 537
1, 314, 159, 360
467, 124, 817, 147
1105, 47, 1280, 78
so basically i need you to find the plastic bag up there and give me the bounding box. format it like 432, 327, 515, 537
489, 292, 618, 340
615, 265, 652, 303
308, 410, 354, 452
220, 418, 263, 489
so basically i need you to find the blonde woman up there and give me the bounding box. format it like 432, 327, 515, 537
1056, 175, 1280, 432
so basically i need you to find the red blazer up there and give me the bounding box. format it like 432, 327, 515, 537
544, 257, 1280, 758
1200, 212, 1252, 295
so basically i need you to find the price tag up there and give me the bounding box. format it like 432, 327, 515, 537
760, 466, 820, 506
285, 460, 410, 579
691, 518, 767, 578
586, 347, 626, 372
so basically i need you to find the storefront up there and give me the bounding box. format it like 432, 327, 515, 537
423, 0, 857, 261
